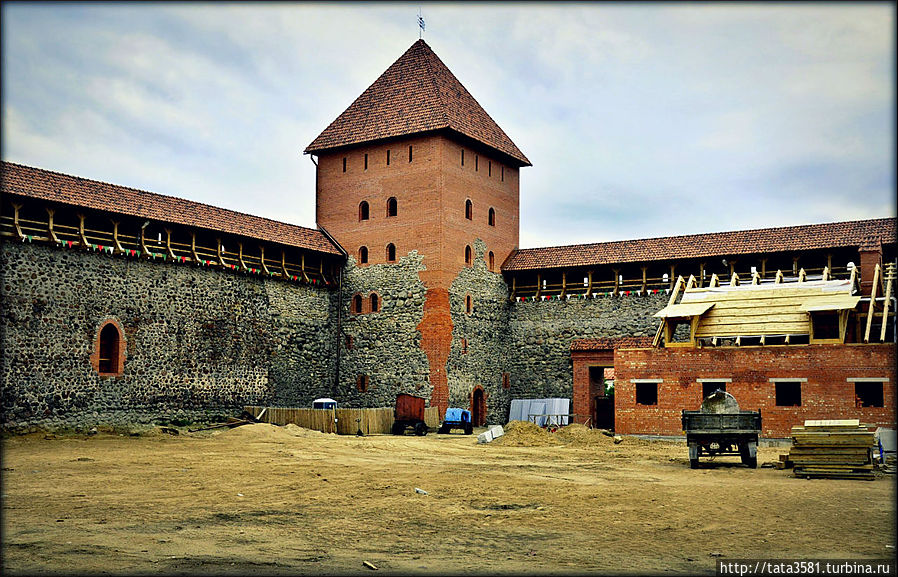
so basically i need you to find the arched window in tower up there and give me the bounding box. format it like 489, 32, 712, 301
94, 320, 124, 376
465, 199, 473, 220
387, 197, 398, 217
488, 207, 496, 227
465, 295, 473, 314
370, 293, 379, 312
465, 245, 472, 266
358, 246, 368, 264
488, 251, 495, 271
352, 294, 363, 314
359, 201, 369, 221
386, 243, 396, 262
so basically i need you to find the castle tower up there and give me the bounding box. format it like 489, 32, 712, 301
305, 40, 530, 414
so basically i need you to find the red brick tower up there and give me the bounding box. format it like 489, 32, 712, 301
305, 40, 530, 413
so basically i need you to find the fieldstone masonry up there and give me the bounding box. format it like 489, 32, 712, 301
0, 242, 335, 430
339, 251, 431, 407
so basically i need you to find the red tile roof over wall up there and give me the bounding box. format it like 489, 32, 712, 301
504, 218, 896, 272
305, 39, 530, 167
570, 337, 653, 351
1, 162, 341, 255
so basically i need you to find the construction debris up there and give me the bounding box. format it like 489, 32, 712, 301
786, 420, 875, 480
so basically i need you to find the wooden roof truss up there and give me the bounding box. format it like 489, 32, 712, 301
652, 264, 895, 347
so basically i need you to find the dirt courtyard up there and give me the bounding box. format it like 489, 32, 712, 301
2, 422, 895, 576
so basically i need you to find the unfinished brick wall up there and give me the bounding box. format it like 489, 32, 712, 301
614, 344, 896, 438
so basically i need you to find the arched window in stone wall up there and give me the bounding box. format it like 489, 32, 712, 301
386, 243, 396, 262
359, 201, 370, 221
370, 293, 379, 312
465, 294, 473, 314
488, 251, 495, 271
387, 197, 398, 217
488, 207, 496, 227
352, 294, 363, 315
465, 199, 473, 220
359, 246, 368, 264
357, 374, 370, 393
465, 245, 472, 266
92, 320, 125, 377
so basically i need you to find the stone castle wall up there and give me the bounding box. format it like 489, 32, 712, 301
1, 240, 672, 430
338, 252, 431, 407
0, 241, 336, 430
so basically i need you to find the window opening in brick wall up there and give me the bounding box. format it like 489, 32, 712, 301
342, 157, 347, 172
352, 294, 363, 314
386, 243, 396, 262
461, 149, 465, 166
775, 382, 801, 406
408, 146, 413, 162
488, 161, 492, 177
364, 154, 368, 170
465, 199, 473, 220
345, 335, 354, 350
370, 293, 379, 312
810, 311, 840, 340
855, 381, 884, 407
357, 374, 370, 393
386, 149, 391, 165
461, 338, 468, 354
97, 322, 122, 375
488, 207, 495, 226
465, 245, 472, 266
635, 382, 658, 406
359, 201, 369, 221
702, 382, 727, 399
358, 246, 368, 264
475, 155, 479, 171
502, 373, 510, 389
488, 251, 495, 271
465, 294, 473, 314
387, 197, 397, 217
501, 166, 504, 181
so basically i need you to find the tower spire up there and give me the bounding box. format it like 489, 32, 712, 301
417, 7, 425, 39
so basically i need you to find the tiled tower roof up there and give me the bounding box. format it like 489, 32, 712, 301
305, 39, 530, 167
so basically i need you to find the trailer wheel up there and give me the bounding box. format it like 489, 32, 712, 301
464, 423, 473, 435
739, 445, 758, 468
415, 422, 428, 436
438, 424, 448, 434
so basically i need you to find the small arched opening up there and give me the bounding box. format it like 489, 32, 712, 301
93, 320, 125, 377
359, 201, 370, 221
464, 245, 472, 266
387, 197, 398, 217
386, 243, 396, 262
358, 246, 368, 264
488, 251, 495, 271
352, 294, 363, 315
465, 199, 473, 220
370, 293, 379, 312
488, 207, 496, 227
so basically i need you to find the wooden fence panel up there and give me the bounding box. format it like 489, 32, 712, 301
245, 405, 430, 435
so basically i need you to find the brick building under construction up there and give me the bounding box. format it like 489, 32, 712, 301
1, 40, 895, 436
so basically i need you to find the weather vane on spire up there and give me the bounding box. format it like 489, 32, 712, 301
417, 7, 425, 39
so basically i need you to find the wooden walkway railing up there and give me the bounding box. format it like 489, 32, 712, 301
244, 405, 440, 435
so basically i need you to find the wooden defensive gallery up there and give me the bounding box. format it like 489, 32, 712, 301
1, 39, 895, 436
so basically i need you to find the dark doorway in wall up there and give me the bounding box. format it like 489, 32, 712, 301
472, 387, 486, 427
589, 366, 614, 430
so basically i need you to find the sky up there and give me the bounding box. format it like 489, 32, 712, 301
2, 2, 894, 249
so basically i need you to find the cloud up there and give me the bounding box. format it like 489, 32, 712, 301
2, 3, 893, 250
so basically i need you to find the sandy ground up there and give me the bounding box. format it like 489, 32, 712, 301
1, 422, 895, 576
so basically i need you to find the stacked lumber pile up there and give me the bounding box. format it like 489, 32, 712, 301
787, 420, 875, 480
